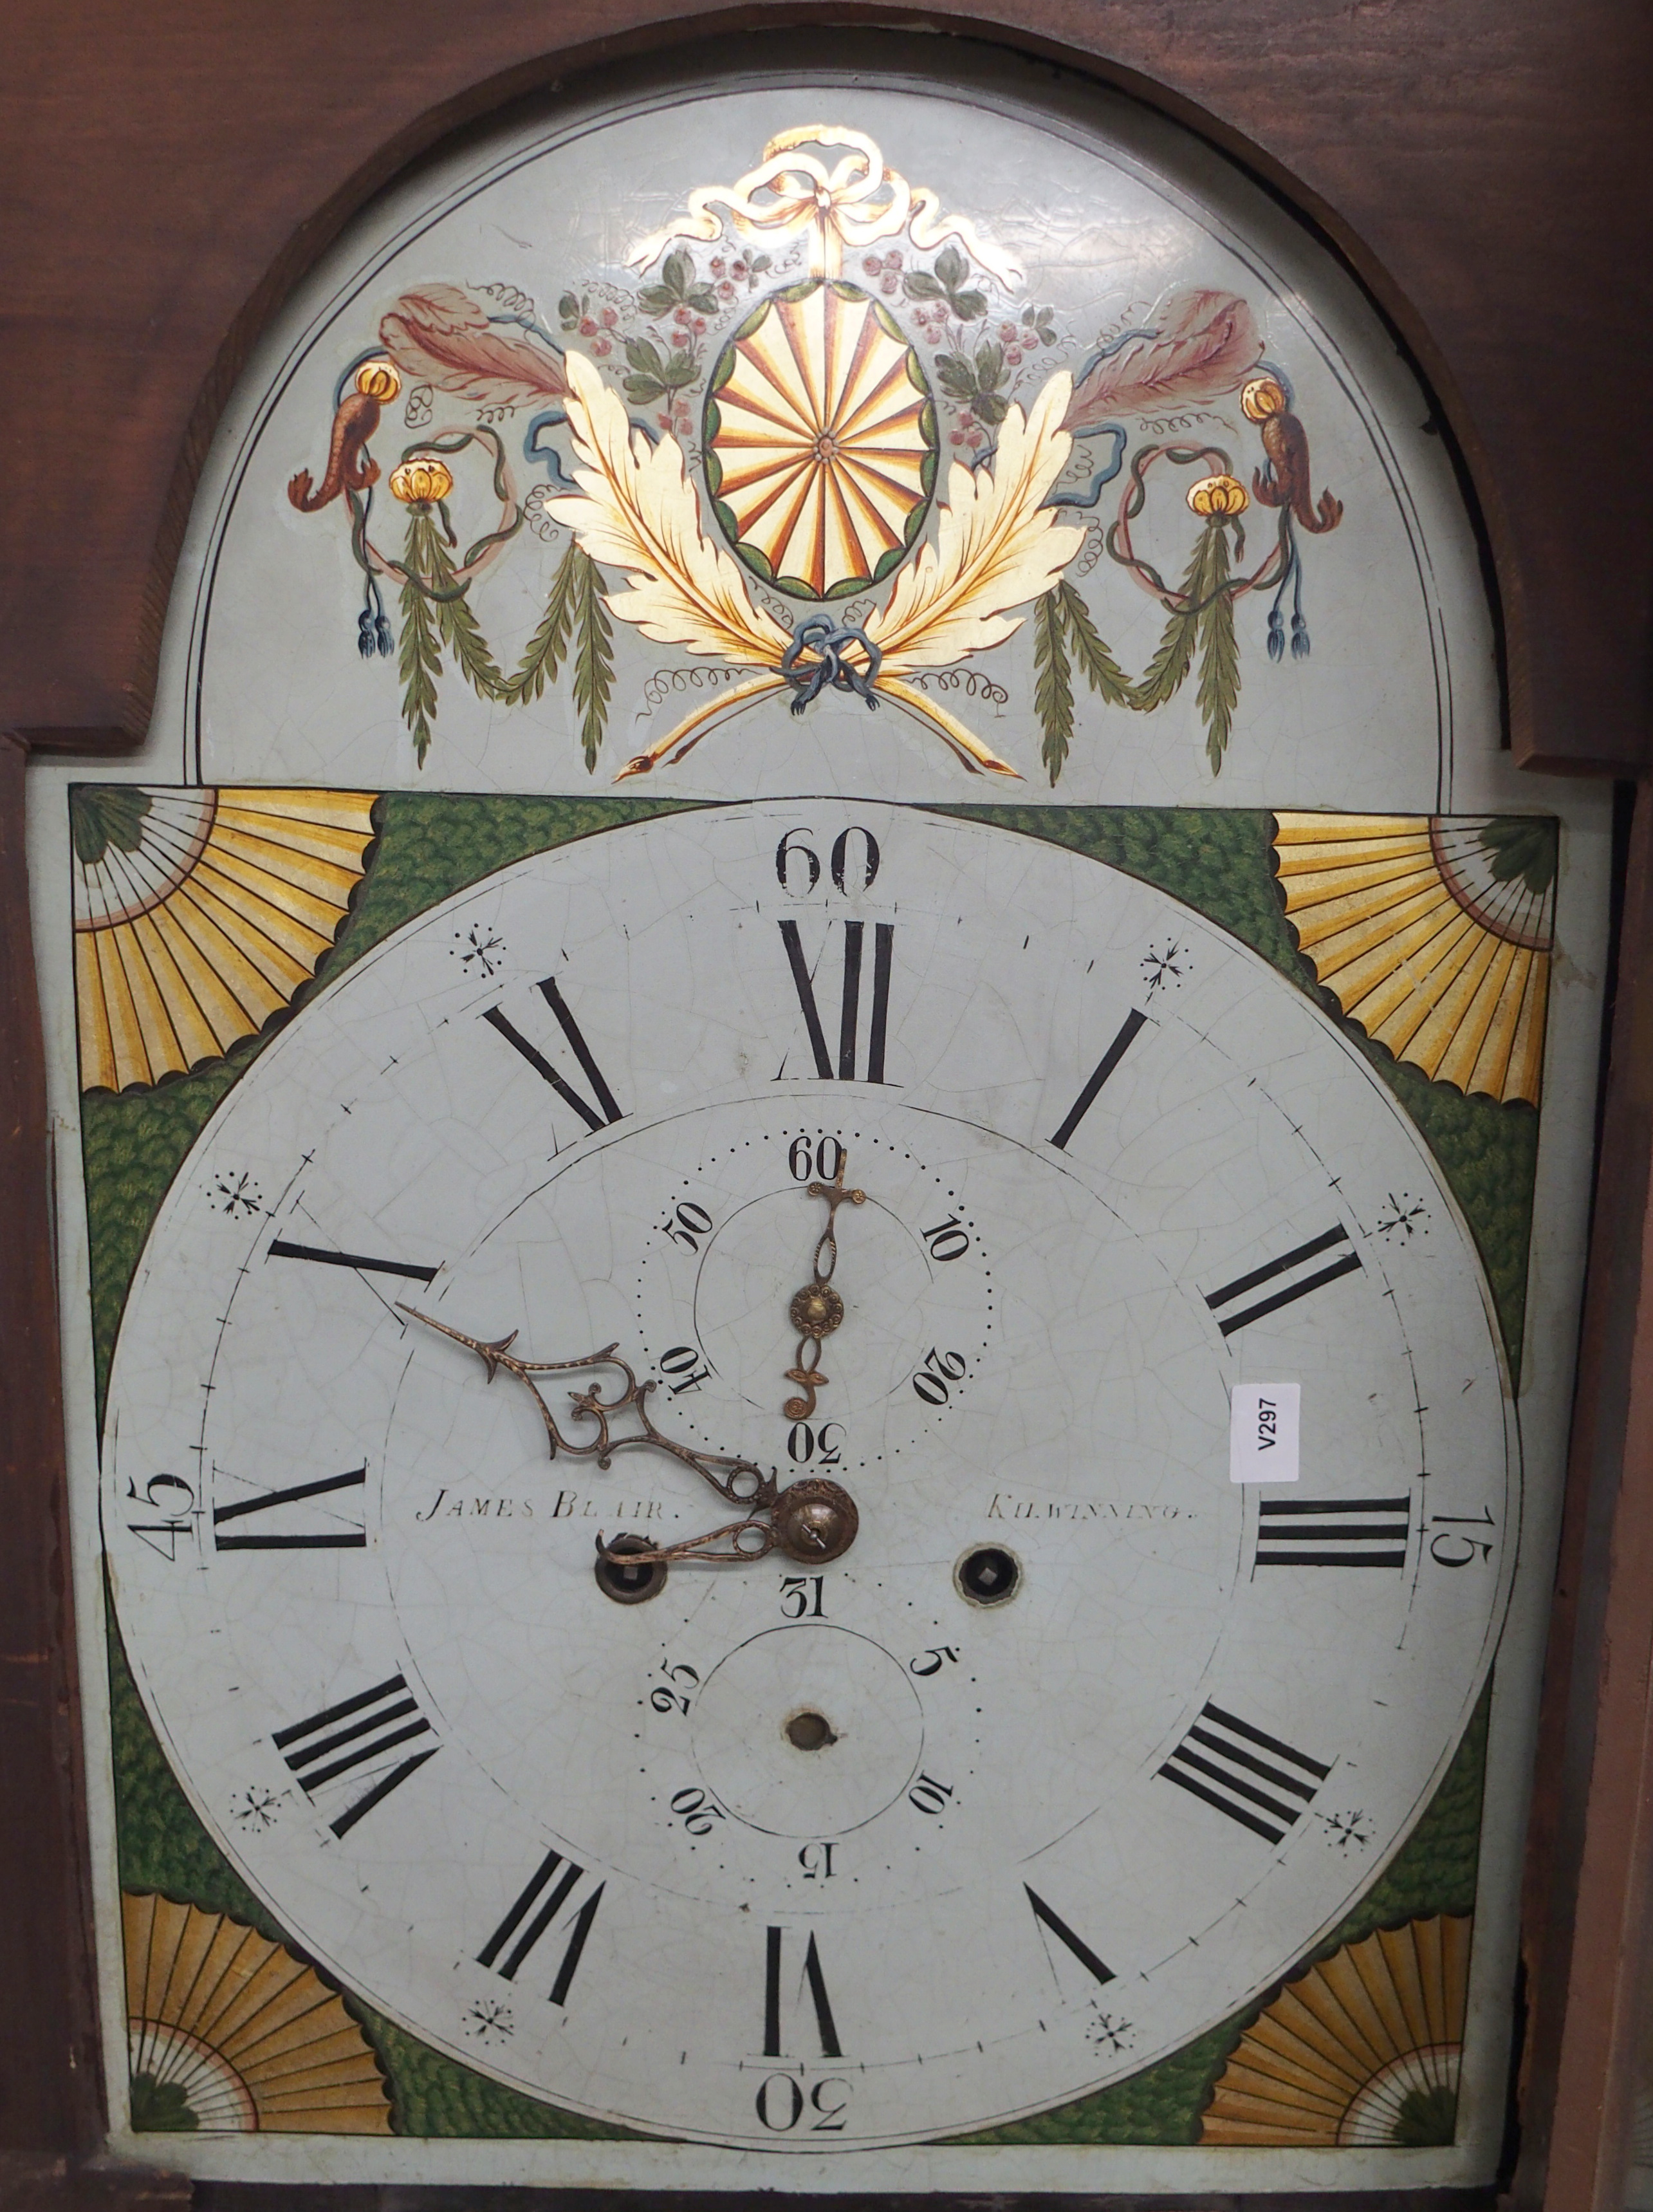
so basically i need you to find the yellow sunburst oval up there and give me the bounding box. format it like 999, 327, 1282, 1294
1201, 1915, 1471, 2147
705, 278, 936, 600
124, 1892, 392, 2134
1274, 813, 1555, 1107
73, 786, 378, 1093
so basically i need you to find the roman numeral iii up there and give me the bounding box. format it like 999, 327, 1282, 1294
272, 1673, 437, 1838
779, 919, 892, 1083
1204, 1223, 1362, 1336
1255, 1495, 1412, 1570
477, 1845, 604, 2005
483, 973, 624, 1133
1158, 1702, 1331, 1843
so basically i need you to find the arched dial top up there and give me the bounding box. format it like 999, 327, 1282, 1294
104, 802, 1513, 2149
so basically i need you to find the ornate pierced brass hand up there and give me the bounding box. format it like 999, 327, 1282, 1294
397, 1307, 773, 1509
604, 1476, 859, 1570
784, 1156, 865, 1419
399, 1306, 858, 1582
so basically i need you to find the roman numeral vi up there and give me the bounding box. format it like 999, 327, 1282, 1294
763, 1926, 842, 2056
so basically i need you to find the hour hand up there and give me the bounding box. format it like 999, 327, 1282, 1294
396, 1305, 774, 1509
598, 1474, 859, 1576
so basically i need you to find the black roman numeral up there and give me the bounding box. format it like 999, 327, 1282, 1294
483, 974, 624, 1133
269, 1240, 438, 1283
763, 1926, 842, 2057
477, 1845, 604, 2004
1255, 1495, 1412, 1570
1048, 1008, 1148, 1150
1204, 1223, 1362, 1337
1158, 1701, 1331, 1843
1025, 1886, 1114, 1987
212, 1467, 367, 1550
272, 1673, 437, 1838
779, 919, 892, 1083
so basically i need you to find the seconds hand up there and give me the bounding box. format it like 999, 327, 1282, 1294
784, 1155, 866, 1420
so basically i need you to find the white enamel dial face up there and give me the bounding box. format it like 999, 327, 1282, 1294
104, 801, 1515, 2148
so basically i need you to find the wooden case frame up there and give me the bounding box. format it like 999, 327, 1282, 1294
3, 5, 1650, 2205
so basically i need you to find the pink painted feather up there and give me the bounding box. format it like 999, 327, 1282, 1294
378, 284, 569, 411
1062, 289, 1262, 433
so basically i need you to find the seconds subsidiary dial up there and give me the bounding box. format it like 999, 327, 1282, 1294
104, 801, 1514, 2147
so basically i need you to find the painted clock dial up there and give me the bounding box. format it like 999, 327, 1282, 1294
104, 801, 1513, 2148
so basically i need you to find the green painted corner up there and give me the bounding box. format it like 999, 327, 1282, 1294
936, 805, 1539, 1388
948, 1677, 1491, 2146
80, 790, 701, 1419
108, 1590, 642, 2140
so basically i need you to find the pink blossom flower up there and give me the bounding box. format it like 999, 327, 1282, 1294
578, 317, 597, 337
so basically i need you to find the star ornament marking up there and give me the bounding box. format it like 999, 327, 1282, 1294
546, 348, 1084, 783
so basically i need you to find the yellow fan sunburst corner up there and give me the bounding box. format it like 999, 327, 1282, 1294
1274, 813, 1556, 1106
123, 1891, 392, 2135
1201, 1914, 1471, 2148
73, 786, 378, 1093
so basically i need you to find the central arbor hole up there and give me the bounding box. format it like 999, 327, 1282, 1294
784, 1709, 836, 1751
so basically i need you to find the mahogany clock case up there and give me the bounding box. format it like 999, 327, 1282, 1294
3, 17, 1646, 2212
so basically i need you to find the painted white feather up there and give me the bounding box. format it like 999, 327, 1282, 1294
867, 371, 1083, 672
549, 349, 788, 667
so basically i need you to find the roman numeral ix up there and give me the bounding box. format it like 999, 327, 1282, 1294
764, 1926, 842, 2057
1204, 1223, 1362, 1337
273, 1673, 437, 1838
483, 974, 624, 1133
1255, 1495, 1412, 1570
1158, 1702, 1331, 1844
779, 918, 892, 1083
212, 1466, 367, 1550
477, 1845, 604, 2005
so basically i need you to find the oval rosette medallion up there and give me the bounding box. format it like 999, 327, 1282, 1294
704, 277, 937, 600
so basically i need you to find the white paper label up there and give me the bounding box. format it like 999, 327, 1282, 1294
1229, 1383, 1300, 1483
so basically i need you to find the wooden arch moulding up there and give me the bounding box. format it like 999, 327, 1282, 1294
3, 0, 1648, 773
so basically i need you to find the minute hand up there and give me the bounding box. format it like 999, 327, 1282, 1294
397, 1306, 775, 1511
